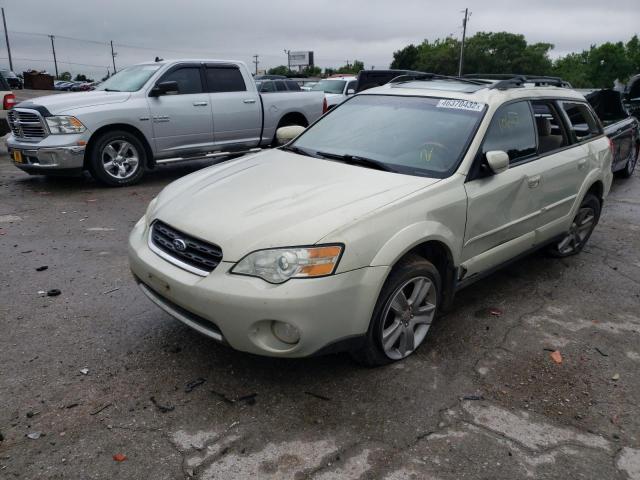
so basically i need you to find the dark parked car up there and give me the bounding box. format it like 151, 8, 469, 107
585, 88, 639, 178
255, 79, 302, 93
0, 70, 23, 89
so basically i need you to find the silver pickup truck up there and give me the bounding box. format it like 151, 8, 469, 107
6, 60, 325, 186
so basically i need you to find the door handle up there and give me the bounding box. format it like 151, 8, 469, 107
192, 102, 208, 106
527, 175, 541, 188
577, 159, 587, 169
243, 99, 257, 104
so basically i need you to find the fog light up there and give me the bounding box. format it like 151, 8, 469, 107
271, 321, 300, 344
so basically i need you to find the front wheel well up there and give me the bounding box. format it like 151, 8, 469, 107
85, 124, 153, 169
586, 180, 604, 203
405, 240, 456, 311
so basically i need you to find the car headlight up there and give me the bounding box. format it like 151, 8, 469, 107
45, 116, 86, 134
231, 245, 343, 284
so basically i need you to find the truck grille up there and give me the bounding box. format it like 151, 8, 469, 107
150, 221, 223, 275
8, 109, 48, 139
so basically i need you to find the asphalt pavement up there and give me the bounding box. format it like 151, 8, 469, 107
1, 92, 640, 479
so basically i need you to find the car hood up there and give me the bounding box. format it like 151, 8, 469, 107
150, 149, 439, 262
16, 91, 131, 115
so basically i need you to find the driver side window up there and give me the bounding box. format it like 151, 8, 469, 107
483, 101, 536, 165
158, 67, 203, 95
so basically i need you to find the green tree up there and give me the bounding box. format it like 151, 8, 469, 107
586, 42, 631, 88
336, 60, 364, 75
553, 51, 590, 88
74, 73, 92, 82
627, 35, 640, 74
301, 65, 322, 76
59, 71, 71, 81
390, 44, 419, 69
414, 37, 460, 75
267, 65, 292, 76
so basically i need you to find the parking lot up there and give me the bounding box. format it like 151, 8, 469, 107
1, 101, 640, 479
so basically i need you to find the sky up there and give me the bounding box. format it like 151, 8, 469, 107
0, 0, 638, 79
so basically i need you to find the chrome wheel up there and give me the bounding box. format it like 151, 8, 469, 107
381, 276, 437, 360
101, 140, 140, 180
556, 207, 596, 255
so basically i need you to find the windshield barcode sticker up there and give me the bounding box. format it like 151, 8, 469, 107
436, 99, 484, 112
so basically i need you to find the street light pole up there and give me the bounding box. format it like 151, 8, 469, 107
284, 49, 290, 72
458, 8, 469, 76
49, 35, 59, 78
1, 8, 13, 71
110, 40, 117, 74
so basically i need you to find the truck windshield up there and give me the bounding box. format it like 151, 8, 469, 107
291, 95, 486, 178
311, 80, 346, 94
95, 65, 161, 92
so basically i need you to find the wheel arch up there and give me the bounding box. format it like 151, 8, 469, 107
85, 123, 154, 170
276, 111, 309, 128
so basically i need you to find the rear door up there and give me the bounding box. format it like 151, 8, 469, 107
205, 64, 262, 148
462, 100, 545, 276
146, 64, 214, 156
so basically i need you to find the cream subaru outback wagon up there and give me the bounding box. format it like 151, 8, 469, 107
129, 74, 613, 365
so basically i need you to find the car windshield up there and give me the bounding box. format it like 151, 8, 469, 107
311, 79, 346, 94
291, 95, 486, 178
95, 64, 161, 92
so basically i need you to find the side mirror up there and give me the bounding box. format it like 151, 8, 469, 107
150, 81, 179, 97
346, 88, 355, 95
276, 125, 306, 145
485, 150, 509, 174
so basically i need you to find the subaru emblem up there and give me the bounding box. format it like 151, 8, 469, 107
173, 238, 187, 251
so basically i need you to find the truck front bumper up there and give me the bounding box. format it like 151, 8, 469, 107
6, 134, 87, 174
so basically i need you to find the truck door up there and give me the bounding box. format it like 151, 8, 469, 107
205, 64, 262, 148
462, 100, 545, 277
146, 64, 214, 157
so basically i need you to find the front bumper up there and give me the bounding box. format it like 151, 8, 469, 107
7, 134, 87, 172
128, 218, 389, 358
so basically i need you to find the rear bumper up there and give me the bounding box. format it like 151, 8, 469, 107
7, 135, 87, 171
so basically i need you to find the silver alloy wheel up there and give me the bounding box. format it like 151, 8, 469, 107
556, 206, 596, 255
381, 276, 437, 360
101, 140, 140, 180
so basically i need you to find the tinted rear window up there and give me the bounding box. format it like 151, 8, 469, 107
206, 67, 246, 93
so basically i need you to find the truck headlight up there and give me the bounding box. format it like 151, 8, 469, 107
231, 245, 343, 284
46, 116, 86, 134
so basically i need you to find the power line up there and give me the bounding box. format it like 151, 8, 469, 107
0, 56, 108, 69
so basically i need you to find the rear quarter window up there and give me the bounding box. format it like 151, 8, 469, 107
560, 102, 601, 142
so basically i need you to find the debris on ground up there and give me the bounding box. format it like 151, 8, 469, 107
185, 378, 206, 393
237, 393, 257, 405
112, 453, 127, 462
0, 431, 4, 442
150, 396, 175, 413
26, 411, 39, 418
46, 289, 61, 297
35, 266, 48, 272
89, 403, 112, 416
102, 287, 120, 295
304, 391, 332, 401
489, 308, 503, 317
612, 373, 620, 381
211, 390, 235, 404
550, 350, 563, 364
595, 347, 609, 357
79, 368, 89, 375
26, 432, 42, 440
37, 291, 46, 295
462, 395, 485, 401
65, 403, 79, 409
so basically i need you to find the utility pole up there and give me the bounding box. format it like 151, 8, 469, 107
458, 8, 469, 76
252, 54, 259, 76
49, 35, 59, 78
2, 8, 13, 71
284, 49, 290, 72
110, 40, 117, 74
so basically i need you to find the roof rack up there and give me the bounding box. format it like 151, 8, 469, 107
463, 74, 571, 89
389, 72, 490, 87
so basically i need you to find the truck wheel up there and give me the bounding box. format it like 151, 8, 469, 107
88, 130, 146, 187
616, 144, 638, 179
547, 193, 600, 257
351, 254, 441, 366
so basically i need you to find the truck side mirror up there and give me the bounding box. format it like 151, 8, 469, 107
485, 150, 509, 174
346, 88, 355, 95
150, 81, 179, 97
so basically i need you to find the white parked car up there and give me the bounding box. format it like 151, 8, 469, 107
310, 76, 357, 109
129, 75, 613, 365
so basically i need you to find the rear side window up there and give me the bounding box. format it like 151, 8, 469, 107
560, 102, 601, 142
286, 80, 301, 91
532, 101, 569, 154
483, 101, 536, 164
260, 81, 275, 92
275, 81, 288, 92
206, 67, 246, 93
158, 67, 202, 94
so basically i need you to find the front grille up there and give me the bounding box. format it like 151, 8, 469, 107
8, 110, 47, 139
150, 221, 223, 274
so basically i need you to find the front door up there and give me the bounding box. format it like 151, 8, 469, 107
147, 64, 214, 157
462, 100, 544, 277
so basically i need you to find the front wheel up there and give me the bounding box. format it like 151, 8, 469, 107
351, 255, 441, 366
547, 193, 601, 257
87, 130, 146, 187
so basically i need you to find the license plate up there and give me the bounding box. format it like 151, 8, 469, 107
12, 150, 22, 163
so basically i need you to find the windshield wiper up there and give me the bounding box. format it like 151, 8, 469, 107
315, 151, 397, 172
103, 88, 120, 92
280, 145, 316, 157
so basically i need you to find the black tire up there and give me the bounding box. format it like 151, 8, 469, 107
616, 143, 638, 179
351, 254, 441, 366
546, 193, 601, 258
87, 130, 146, 187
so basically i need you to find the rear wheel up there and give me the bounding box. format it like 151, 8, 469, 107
616, 143, 638, 178
547, 193, 600, 257
351, 255, 441, 366
88, 130, 146, 187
